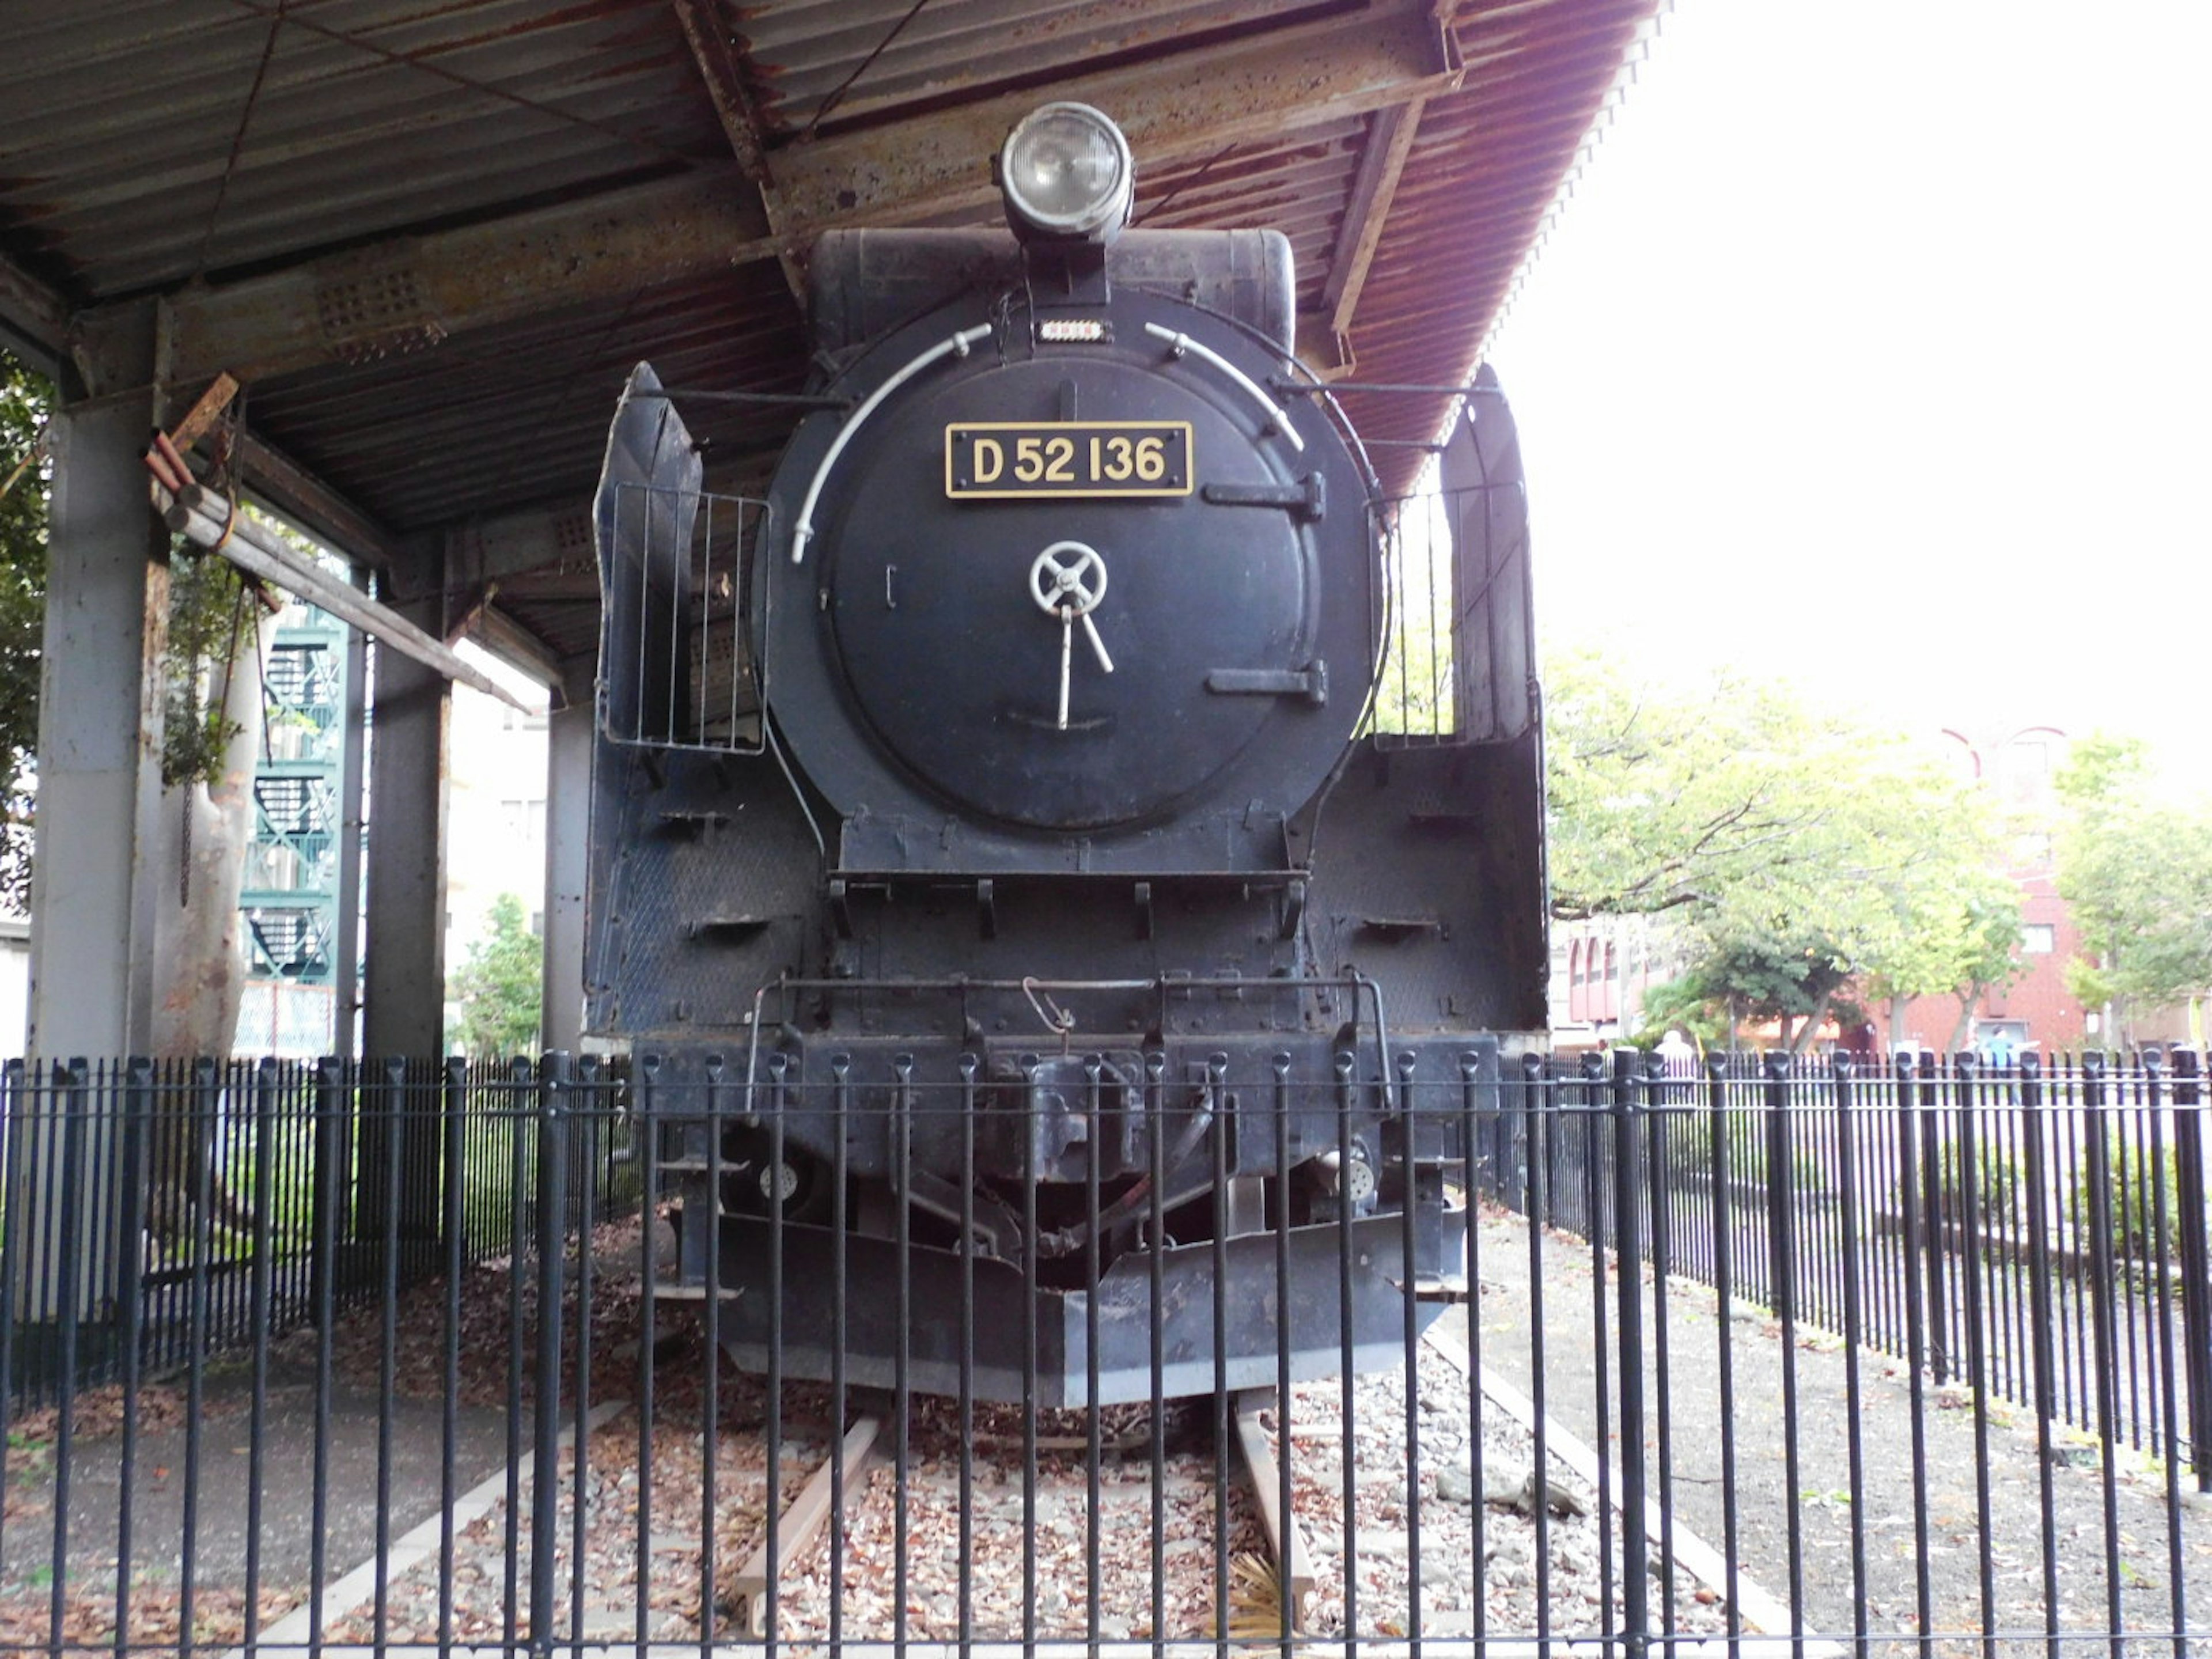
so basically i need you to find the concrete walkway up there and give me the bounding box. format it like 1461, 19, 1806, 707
1446, 1203, 2210, 1652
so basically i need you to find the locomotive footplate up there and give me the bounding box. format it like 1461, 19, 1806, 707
700, 1205, 1465, 1408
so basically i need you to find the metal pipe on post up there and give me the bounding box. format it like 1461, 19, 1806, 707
157, 483, 528, 710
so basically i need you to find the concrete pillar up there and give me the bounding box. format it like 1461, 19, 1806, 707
26, 381, 168, 1060
359, 585, 450, 1060
540, 659, 593, 1052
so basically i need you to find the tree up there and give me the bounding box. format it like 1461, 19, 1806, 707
1548, 649, 2021, 1051
2055, 733, 2212, 1042
449, 893, 543, 1059
0, 351, 50, 913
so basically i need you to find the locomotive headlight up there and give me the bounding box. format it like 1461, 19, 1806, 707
999, 103, 1133, 244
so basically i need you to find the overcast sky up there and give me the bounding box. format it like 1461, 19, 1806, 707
1487, 0, 2211, 767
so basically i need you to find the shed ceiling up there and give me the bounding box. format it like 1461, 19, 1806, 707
0, 0, 1661, 671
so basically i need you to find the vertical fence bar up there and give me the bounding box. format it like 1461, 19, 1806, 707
1612, 1047, 1650, 1659
635, 1055, 661, 1652
531, 1052, 570, 1658
959, 1052, 979, 1653
2173, 1049, 2212, 1488
1953, 1053, 1999, 1659
244, 1057, 278, 1656
1340, 1048, 1364, 1657
502, 1055, 532, 1655
180, 1056, 218, 1650
1459, 1048, 1485, 1653
1895, 1050, 1936, 1647
48, 1061, 89, 1643
1275, 1051, 1298, 1651
1834, 1056, 1869, 1659
2081, 1052, 2125, 1659
1580, 1049, 1615, 1624
765, 1049, 790, 1652
372, 1058, 407, 1652
309, 1057, 344, 1646
2145, 1055, 2188, 1657
1919, 1056, 1950, 1386
1524, 1052, 1554, 1653
891, 1051, 912, 1659
830, 1053, 851, 1657
1147, 1047, 1169, 1659
1705, 1052, 1740, 1657
439, 1058, 468, 1651
2017, 1053, 2063, 1659
113, 1057, 151, 1650
1762, 1052, 1805, 1659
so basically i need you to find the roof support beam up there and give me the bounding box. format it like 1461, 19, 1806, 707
149, 0, 1457, 389
1324, 100, 1427, 339
0, 250, 68, 368
161, 172, 778, 387
767, 0, 1463, 231
671, 0, 808, 302
237, 431, 398, 568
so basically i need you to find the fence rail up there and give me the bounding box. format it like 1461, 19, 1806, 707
0, 1047, 2201, 1658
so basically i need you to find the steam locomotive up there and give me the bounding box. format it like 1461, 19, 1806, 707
587, 104, 1547, 1406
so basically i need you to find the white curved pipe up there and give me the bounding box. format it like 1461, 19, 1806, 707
791, 323, 994, 563
1142, 321, 1305, 453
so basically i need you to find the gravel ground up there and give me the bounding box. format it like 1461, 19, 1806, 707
7, 1200, 2203, 1656
315, 1331, 1723, 1650
1461, 1200, 2212, 1657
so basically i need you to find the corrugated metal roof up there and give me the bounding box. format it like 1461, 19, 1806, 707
0, 0, 1662, 600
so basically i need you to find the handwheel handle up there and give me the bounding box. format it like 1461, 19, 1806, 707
1029, 541, 1108, 616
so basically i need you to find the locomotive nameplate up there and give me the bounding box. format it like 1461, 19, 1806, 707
945, 422, 1192, 499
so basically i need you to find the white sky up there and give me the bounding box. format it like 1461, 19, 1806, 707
1487, 0, 2212, 766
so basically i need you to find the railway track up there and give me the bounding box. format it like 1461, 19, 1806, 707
725, 1387, 1316, 1640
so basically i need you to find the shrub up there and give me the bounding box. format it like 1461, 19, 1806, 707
2070, 1134, 2188, 1264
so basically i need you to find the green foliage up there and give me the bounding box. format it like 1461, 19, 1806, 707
2055, 734, 2212, 1021
1546, 649, 2022, 1049
161, 552, 251, 790
0, 351, 50, 912
449, 893, 543, 1059
1899, 1136, 2024, 1229
2071, 1133, 2186, 1264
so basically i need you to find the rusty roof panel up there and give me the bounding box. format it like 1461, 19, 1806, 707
0, 0, 1661, 546
248, 260, 809, 528
1339, 0, 1663, 491
0, 0, 721, 300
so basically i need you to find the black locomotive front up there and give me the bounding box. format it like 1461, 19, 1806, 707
585, 104, 1547, 1405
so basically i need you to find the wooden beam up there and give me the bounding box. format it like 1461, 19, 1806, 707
1231, 1389, 1316, 1623
150, 0, 1459, 389
1324, 100, 1427, 339
730, 1416, 882, 1637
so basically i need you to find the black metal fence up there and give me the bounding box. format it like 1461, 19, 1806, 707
0, 1047, 2203, 1657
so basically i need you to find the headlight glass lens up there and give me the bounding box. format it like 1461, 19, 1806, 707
1002, 104, 1132, 239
